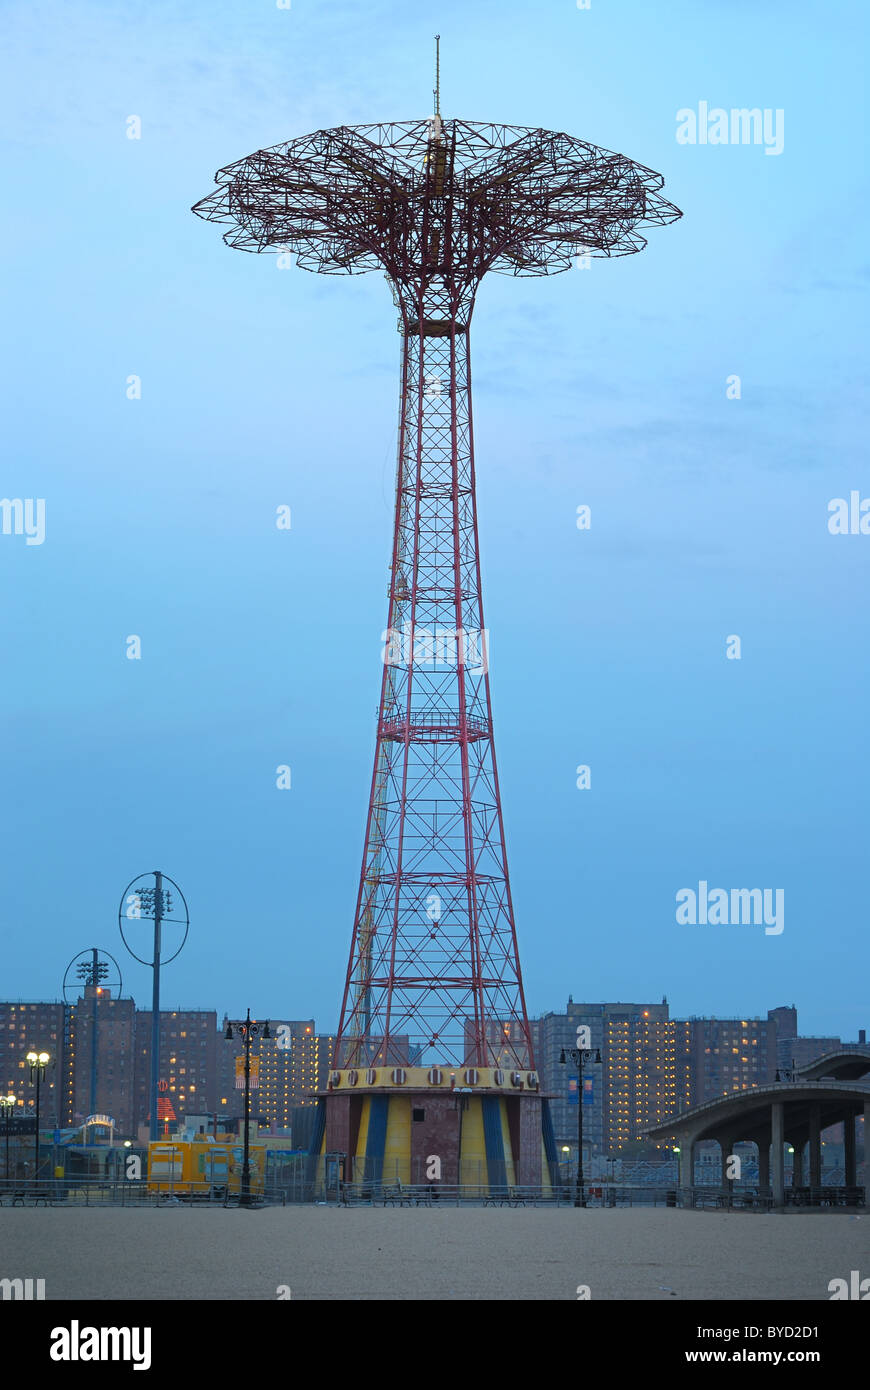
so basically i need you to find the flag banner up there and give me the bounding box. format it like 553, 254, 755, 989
235, 1056, 260, 1089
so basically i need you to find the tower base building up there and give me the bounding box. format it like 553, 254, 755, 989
313, 1069, 557, 1192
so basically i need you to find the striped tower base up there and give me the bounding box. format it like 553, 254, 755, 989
312, 1072, 559, 1194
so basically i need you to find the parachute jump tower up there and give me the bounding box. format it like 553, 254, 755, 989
193, 42, 680, 1189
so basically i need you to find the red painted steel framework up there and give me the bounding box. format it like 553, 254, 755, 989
194, 113, 680, 1073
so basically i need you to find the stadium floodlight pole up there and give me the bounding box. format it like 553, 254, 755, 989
148, 875, 163, 1142
84, 952, 106, 1117
119, 872, 189, 1141
193, 44, 680, 1079
63, 948, 122, 1130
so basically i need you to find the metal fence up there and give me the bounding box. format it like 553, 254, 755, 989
1, 1172, 862, 1211
337, 1182, 680, 1208
0, 1177, 286, 1208
612, 1159, 863, 1188
0, 1174, 674, 1208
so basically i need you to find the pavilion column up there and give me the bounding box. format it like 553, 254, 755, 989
757, 1138, 770, 1192
718, 1133, 737, 1192
856, 1100, 861, 1212
808, 1105, 822, 1190
791, 1140, 803, 1188
844, 1110, 857, 1186
679, 1137, 696, 1207
771, 1102, 785, 1207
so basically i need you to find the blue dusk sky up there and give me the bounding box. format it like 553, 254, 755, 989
1, 0, 867, 1040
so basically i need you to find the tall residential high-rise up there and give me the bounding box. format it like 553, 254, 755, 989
218, 1019, 336, 1130
70, 988, 137, 1133
604, 1005, 694, 1151
767, 1005, 840, 1075
689, 1015, 770, 1102
535, 999, 857, 1158
534, 999, 693, 1156
0, 1001, 67, 1127
134, 1008, 218, 1135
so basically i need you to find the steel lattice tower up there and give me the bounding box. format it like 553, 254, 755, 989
194, 82, 680, 1085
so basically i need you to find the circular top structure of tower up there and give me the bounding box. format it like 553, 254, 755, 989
192, 117, 680, 284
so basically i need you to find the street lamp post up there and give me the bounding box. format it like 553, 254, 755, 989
225, 1010, 270, 1206
1, 1095, 16, 1181
559, 1041, 601, 1208
25, 1052, 50, 1181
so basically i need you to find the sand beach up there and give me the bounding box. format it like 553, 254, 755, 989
1, 1206, 866, 1301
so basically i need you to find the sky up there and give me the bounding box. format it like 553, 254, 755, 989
1, 0, 867, 1041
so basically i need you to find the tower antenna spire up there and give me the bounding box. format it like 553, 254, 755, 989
433, 34, 441, 117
